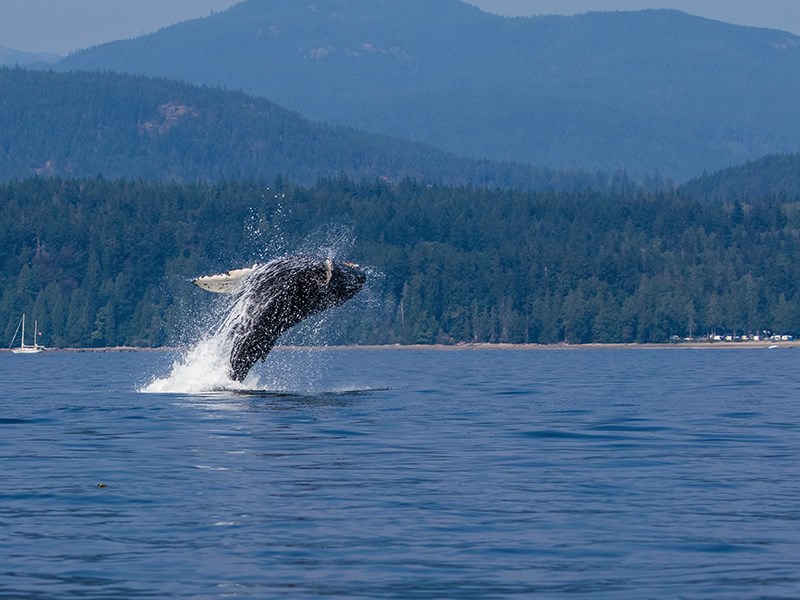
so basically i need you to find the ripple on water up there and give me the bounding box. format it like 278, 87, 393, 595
0, 348, 799, 598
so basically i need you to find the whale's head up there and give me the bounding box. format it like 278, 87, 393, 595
321, 259, 366, 308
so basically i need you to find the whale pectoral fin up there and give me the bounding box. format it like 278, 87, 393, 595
192, 264, 260, 294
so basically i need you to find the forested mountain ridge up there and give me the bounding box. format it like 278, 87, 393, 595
3, 177, 799, 348
58, 0, 800, 179
0, 45, 60, 66
0, 67, 605, 189
681, 153, 800, 200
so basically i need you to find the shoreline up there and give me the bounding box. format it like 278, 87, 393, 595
3, 341, 798, 353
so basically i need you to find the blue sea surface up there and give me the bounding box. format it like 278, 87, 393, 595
0, 347, 798, 598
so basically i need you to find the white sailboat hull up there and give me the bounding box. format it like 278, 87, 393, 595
11, 346, 42, 354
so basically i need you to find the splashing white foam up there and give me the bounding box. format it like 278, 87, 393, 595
140, 271, 331, 395
141, 334, 248, 394
140, 335, 332, 394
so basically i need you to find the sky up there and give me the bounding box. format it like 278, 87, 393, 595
2, 0, 800, 56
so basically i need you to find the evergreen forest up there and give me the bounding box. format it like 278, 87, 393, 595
2, 177, 799, 348
681, 154, 800, 201
0, 67, 605, 191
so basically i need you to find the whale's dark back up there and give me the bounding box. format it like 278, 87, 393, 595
222, 256, 365, 382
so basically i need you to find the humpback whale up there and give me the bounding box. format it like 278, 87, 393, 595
193, 256, 366, 382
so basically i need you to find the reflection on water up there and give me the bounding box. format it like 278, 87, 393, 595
0, 348, 798, 598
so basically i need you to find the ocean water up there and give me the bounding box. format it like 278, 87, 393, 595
0, 347, 798, 598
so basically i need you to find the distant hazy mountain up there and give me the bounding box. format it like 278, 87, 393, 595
58, 0, 800, 180
0, 45, 60, 66
0, 67, 605, 189
682, 154, 800, 200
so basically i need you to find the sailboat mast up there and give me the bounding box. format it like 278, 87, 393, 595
20, 314, 25, 349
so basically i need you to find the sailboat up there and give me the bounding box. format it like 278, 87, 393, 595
9, 314, 44, 354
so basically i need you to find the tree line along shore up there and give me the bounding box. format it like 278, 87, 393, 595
2, 177, 799, 349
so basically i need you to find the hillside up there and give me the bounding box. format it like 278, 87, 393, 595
2, 177, 799, 348
0, 67, 597, 188
58, 0, 800, 179
0, 45, 60, 66
681, 154, 800, 200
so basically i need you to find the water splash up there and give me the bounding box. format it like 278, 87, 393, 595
142, 209, 380, 395
244, 188, 290, 262
142, 264, 377, 395
141, 334, 241, 394
141, 325, 343, 394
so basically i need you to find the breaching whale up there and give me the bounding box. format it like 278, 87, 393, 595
193, 255, 366, 382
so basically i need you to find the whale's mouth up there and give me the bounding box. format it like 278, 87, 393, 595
342, 263, 367, 290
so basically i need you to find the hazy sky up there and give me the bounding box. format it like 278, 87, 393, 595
2, 0, 800, 56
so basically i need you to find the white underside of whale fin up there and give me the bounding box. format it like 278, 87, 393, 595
192, 264, 259, 294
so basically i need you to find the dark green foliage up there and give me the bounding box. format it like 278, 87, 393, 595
0, 67, 607, 191
681, 154, 800, 201
2, 177, 799, 348
58, 1, 800, 179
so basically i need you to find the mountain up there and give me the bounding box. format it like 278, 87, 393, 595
681, 154, 800, 200
0, 45, 60, 66
58, 0, 800, 180
0, 67, 604, 189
